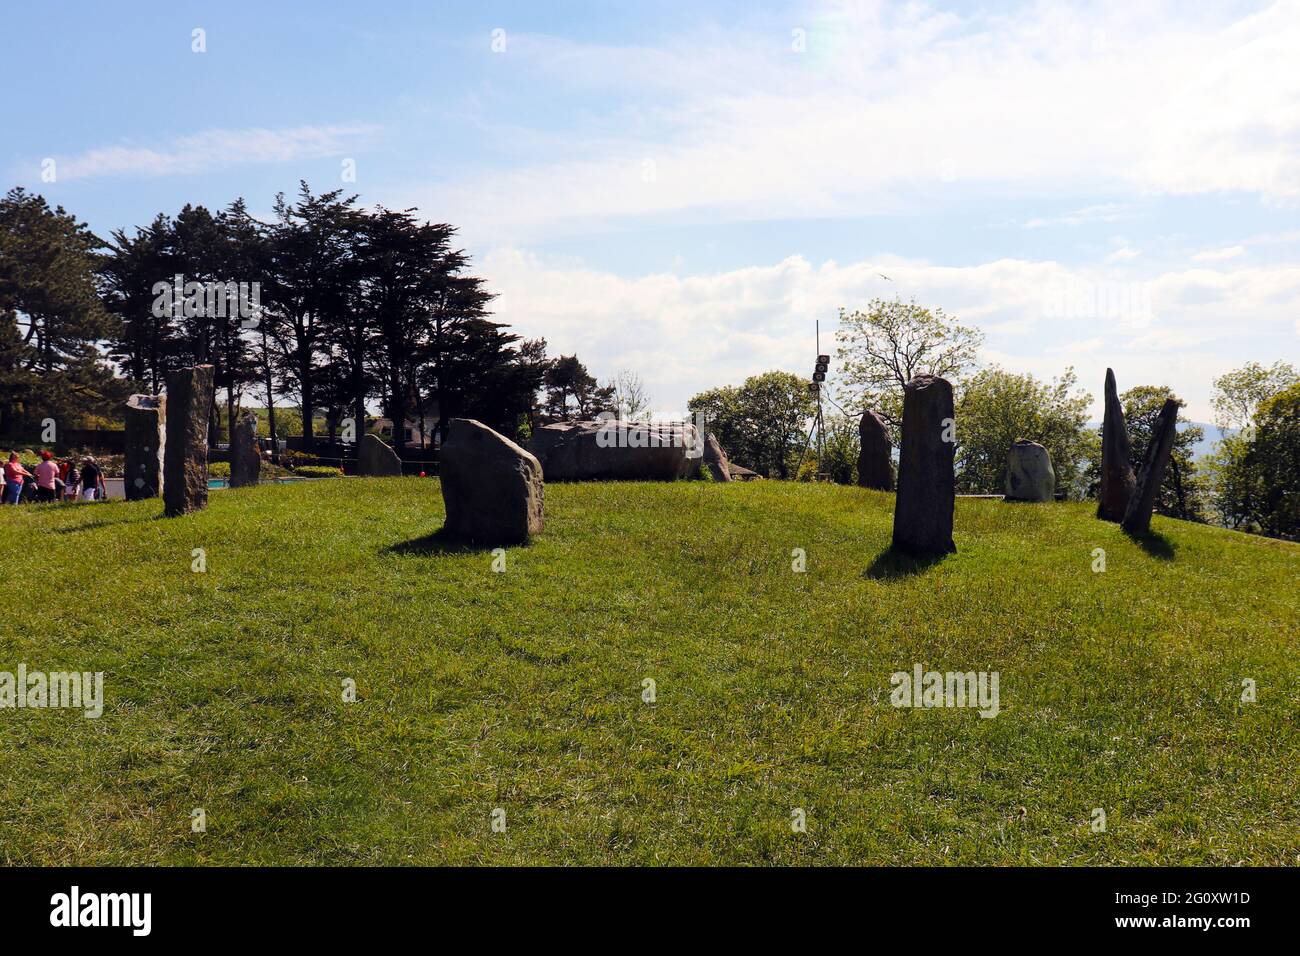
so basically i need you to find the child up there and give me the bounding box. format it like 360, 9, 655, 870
63, 459, 79, 501
80, 456, 106, 502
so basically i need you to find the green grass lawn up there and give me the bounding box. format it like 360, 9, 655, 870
1, 478, 1297, 865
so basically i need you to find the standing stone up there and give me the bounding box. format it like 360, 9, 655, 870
163, 365, 214, 517
857, 409, 895, 491
124, 394, 166, 501
1122, 397, 1179, 535
892, 375, 956, 556
440, 418, 544, 544
1097, 368, 1136, 521
229, 411, 261, 488
358, 433, 403, 476
703, 433, 732, 482
1004, 439, 1055, 502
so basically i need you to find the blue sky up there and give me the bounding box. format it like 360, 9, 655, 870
4, 0, 1298, 420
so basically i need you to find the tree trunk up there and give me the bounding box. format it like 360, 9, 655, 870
299, 349, 314, 453
389, 371, 407, 462
352, 376, 365, 452
260, 328, 278, 463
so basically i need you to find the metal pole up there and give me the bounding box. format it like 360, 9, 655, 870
815, 321, 825, 477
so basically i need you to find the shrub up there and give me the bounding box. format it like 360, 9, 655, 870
295, 465, 343, 478
209, 462, 231, 478
280, 449, 317, 468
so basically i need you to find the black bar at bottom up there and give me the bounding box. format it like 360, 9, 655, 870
0, 866, 1286, 941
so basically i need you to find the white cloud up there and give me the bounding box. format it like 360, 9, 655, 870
1106, 246, 1142, 262
48, 125, 380, 181
1027, 205, 1136, 230
481, 246, 1300, 421
1192, 245, 1247, 261
410, 1, 1300, 241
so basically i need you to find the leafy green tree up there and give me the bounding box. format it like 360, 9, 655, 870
1120, 386, 1208, 522
807, 413, 860, 485
543, 354, 613, 421
836, 297, 982, 437
1207, 383, 1300, 538
1211, 361, 1298, 432
689, 370, 816, 478
955, 367, 1092, 497
1244, 383, 1300, 539
103, 213, 175, 392
0, 188, 122, 434
1202, 434, 1256, 530
262, 184, 363, 452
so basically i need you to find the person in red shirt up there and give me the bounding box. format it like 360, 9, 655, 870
34, 450, 60, 503
3, 452, 31, 505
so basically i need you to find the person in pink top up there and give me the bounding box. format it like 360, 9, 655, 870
34, 450, 60, 503
3, 452, 31, 505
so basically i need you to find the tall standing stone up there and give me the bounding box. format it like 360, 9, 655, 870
857, 409, 895, 491
440, 418, 544, 544
358, 433, 403, 476
1122, 397, 1179, 535
229, 410, 261, 488
703, 433, 732, 482
163, 365, 214, 517
1004, 439, 1055, 502
124, 394, 166, 501
1097, 368, 1136, 521
892, 375, 956, 556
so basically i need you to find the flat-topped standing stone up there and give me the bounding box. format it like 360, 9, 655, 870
892, 375, 956, 556
1005, 439, 1055, 502
229, 410, 261, 488
440, 418, 544, 545
857, 409, 895, 491
124, 393, 166, 501
358, 433, 403, 476
703, 433, 732, 482
1122, 397, 1179, 535
163, 365, 214, 517
1097, 368, 1136, 521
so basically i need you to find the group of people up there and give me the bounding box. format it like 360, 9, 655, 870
2, 451, 107, 505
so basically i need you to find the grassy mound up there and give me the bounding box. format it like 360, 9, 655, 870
1, 479, 1296, 864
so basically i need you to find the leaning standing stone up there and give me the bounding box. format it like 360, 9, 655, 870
440, 418, 544, 545
857, 409, 895, 491
1004, 439, 1055, 502
124, 393, 166, 501
229, 411, 261, 488
1122, 397, 1179, 535
358, 433, 403, 476
892, 375, 956, 556
1097, 367, 1136, 521
163, 365, 214, 517
703, 433, 732, 482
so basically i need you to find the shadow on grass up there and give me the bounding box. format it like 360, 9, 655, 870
383, 526, 501, 556
1124, 528, 1176, 560
53, 508, 165, 534
863, 546, 951, 580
